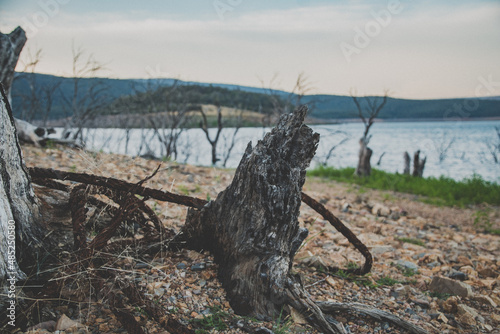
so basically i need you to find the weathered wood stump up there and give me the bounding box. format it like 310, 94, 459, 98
412, 150, 426, 177
180, 106, 318, 318
178, 107, 427, 333
0, 87, 46, 282
403, 151, 411, 175
0, 27, 26, 104
355, 137, 372, 176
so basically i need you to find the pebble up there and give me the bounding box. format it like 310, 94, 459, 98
396, 260, 419, 271
191, 262, 206, 271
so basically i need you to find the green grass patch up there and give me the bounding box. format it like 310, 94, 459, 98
376, 276, 417, 286
396, 237, 426, 247
192, 306, 230, 333
308, 166, 500, 207
376, 276, 401, 286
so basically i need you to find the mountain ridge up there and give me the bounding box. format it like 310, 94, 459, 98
11, 72, 500, 122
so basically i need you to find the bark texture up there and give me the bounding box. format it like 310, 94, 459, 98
355, 137, 372, 177
412, 150, 426, 177
0, 87, 45, 281
403, 151, 411, 175
0, 27, 27, 104
180, 106, 319, 319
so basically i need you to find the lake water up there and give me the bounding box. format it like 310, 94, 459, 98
77, 120, 500, 183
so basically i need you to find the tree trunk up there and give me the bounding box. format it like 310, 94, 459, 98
355, 137, 372, 176
0, 27, 27, 104
403, 151, 411, 175
412, 150, 426, 177
0, 88, 47, 283
178, 106, 319, 319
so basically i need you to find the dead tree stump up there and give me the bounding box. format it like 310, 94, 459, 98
0, 27, 27, 104
403, 151, 411, 175
412, 150, 426, 177
179, 106, 318, 318
355, 137, 372, 176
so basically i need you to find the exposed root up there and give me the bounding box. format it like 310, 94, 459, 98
285, 277, 346, 334
317, 301, 428, 334
301, 191, 373, 275
29, 167, 208, 209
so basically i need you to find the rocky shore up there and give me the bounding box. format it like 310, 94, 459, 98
19, 145, 499, 334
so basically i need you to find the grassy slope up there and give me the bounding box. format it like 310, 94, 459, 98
308, 166, 500, 207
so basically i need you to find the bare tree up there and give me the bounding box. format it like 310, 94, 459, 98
220, 109, 244, 167
260, 72, 314, 126
61, 44, 109, 144
131, 80, 191, 161
434, 131, 455, 163
484, 126, 500, 164
351, 89, 389, 176
317, 130, 349, 166
198, 104, 245, 167
13, 47, 61, 125
199, 104, 224, 165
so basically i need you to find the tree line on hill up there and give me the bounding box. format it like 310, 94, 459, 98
12, 72, 500, 124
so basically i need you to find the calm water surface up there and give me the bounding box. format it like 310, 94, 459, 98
78, 120, 500, 183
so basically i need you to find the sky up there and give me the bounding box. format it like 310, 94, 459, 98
1, 0, 500, 99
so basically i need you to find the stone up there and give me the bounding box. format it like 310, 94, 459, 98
371, 203, 391, 217
478, 267, 499, 278
176, 262, 187, 269
370, 245, 394, 255
428, 276, 473, 297
388, 211, 400, 220
442, 296, 459, 314
55, 314, 85, 331
191, 262, 206, 271
478, 279, 496, 290
325, 276, 339, 288
457, 304, 479, 326
411, 298, 430, 309
448, 270, 468, 281
472, 295, 497, 308
341, 202, 351, 212
27, 320, 57, 331
397, 260, 419, 271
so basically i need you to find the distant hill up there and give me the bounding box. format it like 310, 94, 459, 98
11, 72, 500, 123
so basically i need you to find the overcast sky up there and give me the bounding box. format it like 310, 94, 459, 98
1, 0, 499, 99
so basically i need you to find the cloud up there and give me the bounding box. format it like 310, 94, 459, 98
4, 1, 500, 98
